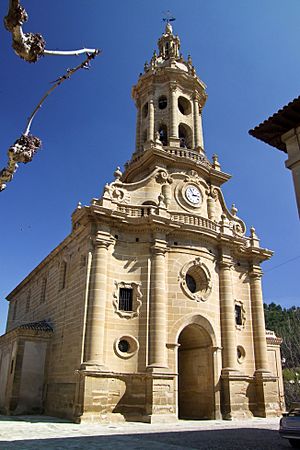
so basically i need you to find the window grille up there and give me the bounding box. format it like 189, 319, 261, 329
119, 288, 133, 312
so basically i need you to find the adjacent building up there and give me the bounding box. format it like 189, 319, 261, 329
249, 96, 300, 217
0, 24, 284, 422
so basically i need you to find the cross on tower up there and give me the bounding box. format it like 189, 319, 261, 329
162, 10, 176, 24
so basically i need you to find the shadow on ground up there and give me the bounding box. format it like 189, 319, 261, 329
0, 428, 292, 450
0, 415, 71, 423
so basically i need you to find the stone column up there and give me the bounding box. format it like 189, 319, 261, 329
169, 84, 180, 147
148, 95, 155, 142
82, 237, 111, 368
170, 84, 177, 138
219, 260, 237, 371
249, 268, 269, 373
282, 127, 300, 216
148, 241, 168, 368
198, 112, 204, 149
135, 103, 141, 152
193, 94, 200, 148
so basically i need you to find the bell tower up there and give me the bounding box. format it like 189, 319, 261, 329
1, 20, 284, 425
132, 23, 207, 156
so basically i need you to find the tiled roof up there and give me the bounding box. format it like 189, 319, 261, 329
249, 96, 300, 152
266, 329, 282, 345
19, 320, 53, 332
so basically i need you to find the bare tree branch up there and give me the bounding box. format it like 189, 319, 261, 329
44, 49, 98, 57
4, 0, 98, 62
0, 51, 100, 192
24, 50, 100, 135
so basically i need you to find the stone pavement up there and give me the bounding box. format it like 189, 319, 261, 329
0, 416, 291, 449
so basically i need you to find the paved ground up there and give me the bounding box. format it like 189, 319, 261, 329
0, 415, 292, 449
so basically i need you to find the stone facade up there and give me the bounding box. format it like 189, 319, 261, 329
0, 24, 285, 422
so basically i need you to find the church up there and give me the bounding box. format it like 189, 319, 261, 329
0, 23, 284, 423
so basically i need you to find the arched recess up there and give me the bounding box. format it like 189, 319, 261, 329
170, 314, 217, 420
158, 123, 168, 146
170, 313, 217, 346
179, 123, 193, 149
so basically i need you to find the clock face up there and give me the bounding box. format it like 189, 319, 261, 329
185, 185, 202, 205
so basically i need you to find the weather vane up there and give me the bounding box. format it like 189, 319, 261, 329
162, 10, 176, 24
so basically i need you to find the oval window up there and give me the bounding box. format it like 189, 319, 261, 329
158, 96, 167, 110
186, 274, 196, 293
178, 96, 191, 115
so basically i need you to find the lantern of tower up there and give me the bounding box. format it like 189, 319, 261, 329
132, 23, 207, 156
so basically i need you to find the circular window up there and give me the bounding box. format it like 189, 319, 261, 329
186, 266, 208, 296
142, 102, 148, 118
158, 95, 167, 110
114, 335, 139, 359
186, 274, 196, 293
118, 339, 130, 353
237, 345, 246, 364
180, 258, 212, 302
178, 96, 191, 115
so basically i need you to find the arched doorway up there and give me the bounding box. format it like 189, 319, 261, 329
178, 323, 214, 419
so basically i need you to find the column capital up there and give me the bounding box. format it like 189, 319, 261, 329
218, 259, 233, 270
192, 92, 200, 103
151, 242, 167, 256
93, 236, 115, 250
170, 82, 177, 93
249, 267, 263, 280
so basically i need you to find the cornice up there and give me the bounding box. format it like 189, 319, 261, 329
133, 69, 206, 100
123, 146, 230, 186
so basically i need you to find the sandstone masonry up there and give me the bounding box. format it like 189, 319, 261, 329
0, 23, 284, 423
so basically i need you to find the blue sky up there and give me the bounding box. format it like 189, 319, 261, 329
0, 0, 299, 335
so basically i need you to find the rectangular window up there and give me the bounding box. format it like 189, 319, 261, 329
40, 277, 47, 303
59, 260, 67, 291
235, 304, 242, 326
61, 261, 67, 290
119, 288, 133, 312
25, 289, 31, 313
12, 300, 18, 320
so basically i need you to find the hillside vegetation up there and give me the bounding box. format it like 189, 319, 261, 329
264, 302, 300, 407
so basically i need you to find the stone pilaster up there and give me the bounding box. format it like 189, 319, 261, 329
148, 240, 168, 369
82, 235, 113, 369
249, 267, 269, 374
148, 95, 155, 142
219, 260, 237, 372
